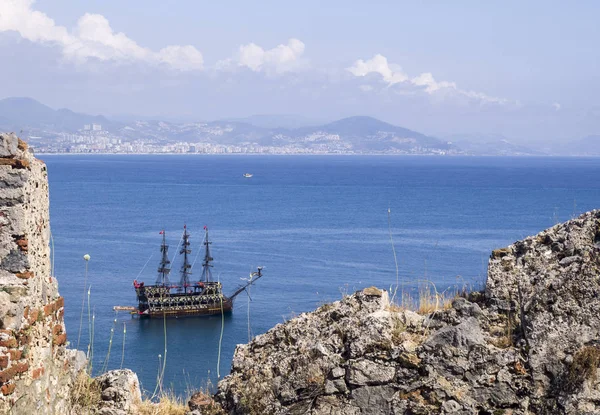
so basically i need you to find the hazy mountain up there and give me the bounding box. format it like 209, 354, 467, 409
276, 116, 452, 152
569, 135, 600, 155
0, 97, 118, 132
221, 114, 325, 129
3, 96, 581, 155
446, 133, 545, 156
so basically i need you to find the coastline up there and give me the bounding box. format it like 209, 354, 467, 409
34, 152, 598, 158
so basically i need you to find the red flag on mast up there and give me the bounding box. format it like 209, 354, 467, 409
159, 230, 164, 234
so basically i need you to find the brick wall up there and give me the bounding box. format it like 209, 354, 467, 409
0, 133, 81, 414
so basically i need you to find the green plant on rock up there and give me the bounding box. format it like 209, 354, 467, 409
391, 316, 406, 344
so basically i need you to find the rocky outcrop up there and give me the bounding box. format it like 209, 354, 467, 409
0, 133, 83, 414
487, 209, 600, 413
215, 210, 600, 414
94, 369, 142, 415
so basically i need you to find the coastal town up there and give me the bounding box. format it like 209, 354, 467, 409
26, 121, 459, 155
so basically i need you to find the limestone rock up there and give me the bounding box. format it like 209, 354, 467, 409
95, 369, 142, 414
486, 209, 600, 413
0, 133, 18, 157
215, 210, 600, 414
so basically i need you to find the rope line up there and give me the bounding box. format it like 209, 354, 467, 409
136, 252, 154, 279
120, 322, 126, 369
388, 208, 401, 304
217, 284, 224, 379
76, 260, 89, 350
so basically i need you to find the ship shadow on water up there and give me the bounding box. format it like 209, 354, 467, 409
136, 313, 234, 335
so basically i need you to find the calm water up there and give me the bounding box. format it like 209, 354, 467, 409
43, 155, 600, 395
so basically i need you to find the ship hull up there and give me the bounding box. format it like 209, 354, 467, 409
139, 299, 233, 318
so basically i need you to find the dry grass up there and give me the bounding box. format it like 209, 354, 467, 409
70, 371, 101, 410
137, 392, 188, 415
388, 283, 454, 315
417, 287, 453, 315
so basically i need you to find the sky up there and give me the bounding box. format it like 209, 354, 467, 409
0, 0, 599, 141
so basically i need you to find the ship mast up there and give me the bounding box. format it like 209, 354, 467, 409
156, 230, 171, 286
200, 226, 213, 283
179, 225, 192, 293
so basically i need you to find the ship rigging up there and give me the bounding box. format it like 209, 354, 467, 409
132, 226, 263, 318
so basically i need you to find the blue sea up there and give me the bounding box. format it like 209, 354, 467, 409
43, 155, 600, 396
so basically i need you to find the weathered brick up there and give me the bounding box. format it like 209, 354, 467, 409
1, 383, 15, 395
55, 297, 64, 309
27, 308, 39, 325
13, 362, 28, 374
15, 271, 34, 279
23, 306, 29, 320
16, 332, 30, 347
52, 324, 62, 336
44, 302, 53, 316
8, 350, 21, 361
0, 338, 17, 348
15, 238, 28, 252
32, 366, 45, 380
0, 356, 8, 369
53, 333, 67, 346
0, 367, 16, 383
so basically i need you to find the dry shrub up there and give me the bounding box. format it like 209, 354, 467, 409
391, 316, 406, 344
491, 335, 512, 349
187, 390, 226, 415
490, 315, 515, 349
568, 346, 600, 389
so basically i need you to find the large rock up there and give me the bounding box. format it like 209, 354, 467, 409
95, 369, 142, 415
0, 133, 18, 157
215, 211, 600, 414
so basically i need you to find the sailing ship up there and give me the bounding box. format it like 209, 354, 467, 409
132, 225, 263, 318
243, 173, 253, 178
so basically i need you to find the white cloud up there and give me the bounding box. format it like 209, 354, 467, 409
553, 102, 561, 111
0, 0, 203, 70
218, 38, 306, 74
347, 54, 407, 85
348, 54, 507, 105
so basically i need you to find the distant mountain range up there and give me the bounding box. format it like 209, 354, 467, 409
0, 97, 597, 155
445, 133, 545, 156
0, 97, 456, 154
0, 97, 117, 132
